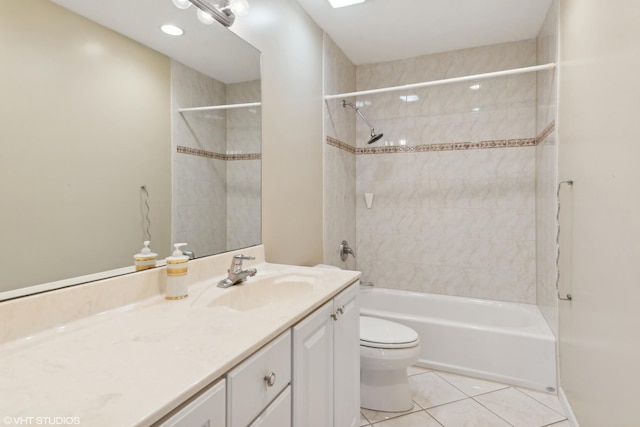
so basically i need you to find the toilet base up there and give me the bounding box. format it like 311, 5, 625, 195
360, 367, 413, 412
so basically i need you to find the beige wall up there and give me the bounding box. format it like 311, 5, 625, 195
232, 0, 324, 265
558, 0, 640, 425
0, 0, 171, 292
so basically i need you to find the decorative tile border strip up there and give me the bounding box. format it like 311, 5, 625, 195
177, 146, 261, 161
226, 153, 261, 161
535, 121, 555, 144
326, 120, 556, 155
326, 136, 356, 154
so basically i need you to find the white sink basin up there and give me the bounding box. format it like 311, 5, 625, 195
207, 274, 316, 311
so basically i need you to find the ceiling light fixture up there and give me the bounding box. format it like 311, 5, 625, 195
172, 0, 192, 9
328, 0, 365, 8
189, 0, 237, 27
160, 24, 184, 36
196, 8, 217, 24
229, 0, 250, 16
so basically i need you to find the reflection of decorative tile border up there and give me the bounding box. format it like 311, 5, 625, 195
535, 121, 555, 144
326, 136, 356, 153
177, 146, 261, 161
327, 120, 556, 155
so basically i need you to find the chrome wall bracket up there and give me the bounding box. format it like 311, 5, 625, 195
556, 180, 574, 301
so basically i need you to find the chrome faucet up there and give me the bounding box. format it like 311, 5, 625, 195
217, 254, 257, 288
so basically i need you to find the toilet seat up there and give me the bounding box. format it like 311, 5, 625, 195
360, 316, 419, 349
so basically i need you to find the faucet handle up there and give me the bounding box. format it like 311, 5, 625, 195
231, 254, 255, 269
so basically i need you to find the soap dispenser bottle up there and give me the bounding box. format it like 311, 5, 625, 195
165, 243, 189, 300
134, 241, 157, 271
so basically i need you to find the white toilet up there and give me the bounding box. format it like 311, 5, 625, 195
360, 316, 421, 412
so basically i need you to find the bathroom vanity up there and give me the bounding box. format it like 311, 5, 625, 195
0, 246, 361, 426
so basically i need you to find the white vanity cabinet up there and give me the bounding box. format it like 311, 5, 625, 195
226, 330, 291, 427
159, 379, 226, 427
248, 386, 291, 427
292, 282, 360, 427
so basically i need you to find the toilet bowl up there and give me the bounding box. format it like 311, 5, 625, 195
360, 316, 421, 412
312, 265, 420, 412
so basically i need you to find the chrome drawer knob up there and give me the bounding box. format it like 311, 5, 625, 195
264, 372, 276, 387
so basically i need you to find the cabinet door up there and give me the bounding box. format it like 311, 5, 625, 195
292, 300, 334, 427
248, 386, 291, 427
160, 379, 225, 427
333, 283, 360, 427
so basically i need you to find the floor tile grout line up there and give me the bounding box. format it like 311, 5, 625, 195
541, 421, 569, 427
422, 396, 471, 412
431, 371, 474, 398
360, 410, 373, 426
513, 387, 568, 417
369, 408, 445, 427
470, 395, 518, 427
420, 408, 445, 427
361, 399, 424, 424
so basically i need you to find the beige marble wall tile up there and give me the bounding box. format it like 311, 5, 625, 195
323, 35, 357, 269
171, 60, 228, 257
226, 81, 261, 251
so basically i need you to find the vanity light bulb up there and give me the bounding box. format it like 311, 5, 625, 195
172, 0, 192, 9
229, 0, 250, 16
196, 8, 216, 24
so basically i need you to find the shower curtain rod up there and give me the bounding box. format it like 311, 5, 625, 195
324, 63, 555, 100
178, 101, 261, 113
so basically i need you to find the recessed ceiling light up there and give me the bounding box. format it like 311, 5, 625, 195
160, 24, 184, 36
399, 95, 419, 103
328, 0, 365, 8
470, 83, 481, 90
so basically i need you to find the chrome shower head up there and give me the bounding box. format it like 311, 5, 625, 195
367, 132, 383, 144
343, 100, 383, 144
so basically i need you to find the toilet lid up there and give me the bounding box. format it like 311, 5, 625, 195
360, 316, 419, 349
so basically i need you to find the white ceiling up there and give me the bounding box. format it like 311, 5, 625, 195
295, 0, 552, 65
51, 0, 260, 84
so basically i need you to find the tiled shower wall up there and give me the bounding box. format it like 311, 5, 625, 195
324, 38, 559, 304
171, 60, 261, 257
226, 81, 262, 251
172, 60, 227, 257
323, 35, 357, 270
535, 0, 560, 335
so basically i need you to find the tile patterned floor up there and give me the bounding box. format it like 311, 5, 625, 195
360, 367, 569, 427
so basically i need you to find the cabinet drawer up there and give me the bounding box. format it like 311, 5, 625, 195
227, 330, 291, 427
160, 378, 225, 427
248, 386, 291, 427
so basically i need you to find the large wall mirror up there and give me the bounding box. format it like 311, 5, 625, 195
0, 0, 261, 300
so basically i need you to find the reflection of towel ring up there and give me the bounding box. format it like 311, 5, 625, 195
556, 180, 574, 301
339, 240, 355, 262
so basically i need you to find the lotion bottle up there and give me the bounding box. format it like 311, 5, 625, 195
133, 241, 157, 271
166, 243, 189, 300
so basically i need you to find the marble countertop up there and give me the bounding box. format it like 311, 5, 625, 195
0, 260, 360, 426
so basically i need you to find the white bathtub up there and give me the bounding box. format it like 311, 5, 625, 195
359, 287, 557, 392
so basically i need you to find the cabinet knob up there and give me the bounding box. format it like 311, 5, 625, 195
337, 305, 345, 315
264, 372, 276, 387
331, 313, 338, 321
